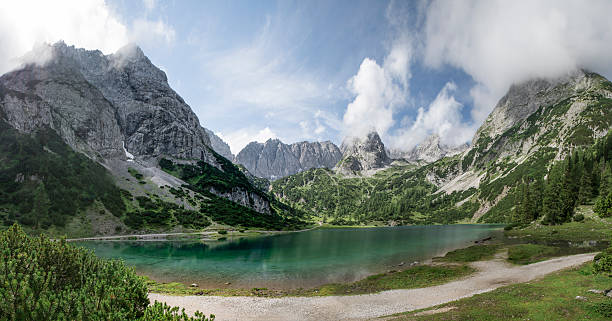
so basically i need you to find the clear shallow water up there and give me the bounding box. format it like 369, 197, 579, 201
76, 225, 504, 289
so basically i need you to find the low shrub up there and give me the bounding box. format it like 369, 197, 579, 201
0, 224, 214, 321
593, 245, 612, 274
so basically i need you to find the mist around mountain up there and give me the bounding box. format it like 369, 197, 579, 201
0, 43, 306, 236
1, 43, 611, 236
272, 70, 612, 225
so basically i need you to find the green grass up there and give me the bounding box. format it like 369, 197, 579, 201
435, 244, 501, 263
307, 265, 475, 296
389, 263, 612, 320
505, 217, 612, 242
147, 265, 475, 297
507, 244, 560, 265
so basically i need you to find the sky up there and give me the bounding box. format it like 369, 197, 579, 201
2, 0, 612, 154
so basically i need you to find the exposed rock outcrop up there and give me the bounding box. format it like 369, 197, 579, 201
235, 139, 342, 180
0, 42, 277, 215
337, 131, 391, 174
390, 134, 469, 163
204, 128, 234, 161
0, 42, 216, 164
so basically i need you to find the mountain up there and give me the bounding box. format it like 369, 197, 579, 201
271, 70, 612, 225
389, 134, 469, 163
0, 42, 305, 236
235, 139, 342, 180
204, 128, 234, 161
337, 131, 391, 174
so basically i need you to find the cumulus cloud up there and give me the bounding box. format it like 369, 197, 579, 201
423, 0, 612, 123
218, 127, 278, 155
388, 82, 475, 150
130, 18, 175, 46
342, 39, 412, 140
0, 0, 128, 74
0, 0, 175, 75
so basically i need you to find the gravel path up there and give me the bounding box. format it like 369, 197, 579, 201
148, 253, 596, 321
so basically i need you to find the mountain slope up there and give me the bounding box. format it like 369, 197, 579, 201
271, 70, 612, 224
235, 139, 342, 180
0, 43, 305, 235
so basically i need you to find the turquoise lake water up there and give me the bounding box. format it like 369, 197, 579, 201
76, 225, 504, 288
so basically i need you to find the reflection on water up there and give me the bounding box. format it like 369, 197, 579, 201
76, 225, 504, 289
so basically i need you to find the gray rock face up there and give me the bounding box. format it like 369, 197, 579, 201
474, 69, 595, 143
390, 134, 468, 163
0, 57, 125, 158
338, 131, 391, 174
204, 128, 234, 160
0, 42, 215, 164
0, 42, 278, 214
235, 139, 342, 180
50, 43, 215, 162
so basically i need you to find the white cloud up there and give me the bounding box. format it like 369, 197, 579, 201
130, 18, 175, 46
142, 0, 156, 12
0, 0, 175, 75
423, 0, 612, 123
202, 18, 333, 113
218, 127, 278, 155
388, 82, 475, 150
0, 0, 128, 74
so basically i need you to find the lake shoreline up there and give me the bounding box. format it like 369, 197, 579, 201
148, 252, 597, 320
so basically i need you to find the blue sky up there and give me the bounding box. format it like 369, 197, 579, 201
3, 0, 612, 154
105, 0, 478, 153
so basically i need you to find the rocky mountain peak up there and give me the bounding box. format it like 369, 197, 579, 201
204, 128, 233, 161
1, 42, 214, 163
337, 131, 391, 173
474, 69, 601, 143
390, 134, 469, 163
235, 139, 342, 180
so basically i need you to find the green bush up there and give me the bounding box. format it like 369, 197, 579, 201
594, 192, 612, 218
141, 302, 214, 321
593, 245, 612, 274
573, 213, 585, 222
591, 300, 612, 317
0, 224, 213, 321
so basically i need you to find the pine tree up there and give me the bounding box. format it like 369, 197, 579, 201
542, 164, 565, 225
600, 163, 612, 198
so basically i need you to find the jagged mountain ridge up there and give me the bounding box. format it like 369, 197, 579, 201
204, 128, 234, 161
388, 134, 469, 163
337, 131, 391, 174
235, 139, 342, 180
271, 70, 612, 224
0, 43, 304, 236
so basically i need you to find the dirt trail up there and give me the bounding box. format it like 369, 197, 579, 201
149, 252, 596, 321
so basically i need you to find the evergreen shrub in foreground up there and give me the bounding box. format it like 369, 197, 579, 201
0, 225, 213, 321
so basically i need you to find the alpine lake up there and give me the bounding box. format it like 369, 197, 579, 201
75, 224, 505, 289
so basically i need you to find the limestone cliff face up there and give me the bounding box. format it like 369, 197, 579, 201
0, 42, 278, 214
235, 139, 342, 180
337, 131, 391, 174
0, 42, 215, 164
464, 69, 612, 170
204, 128, 234, 161
390, 134, 468, 163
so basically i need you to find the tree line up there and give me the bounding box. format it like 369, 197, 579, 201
512, 131, 612, 224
